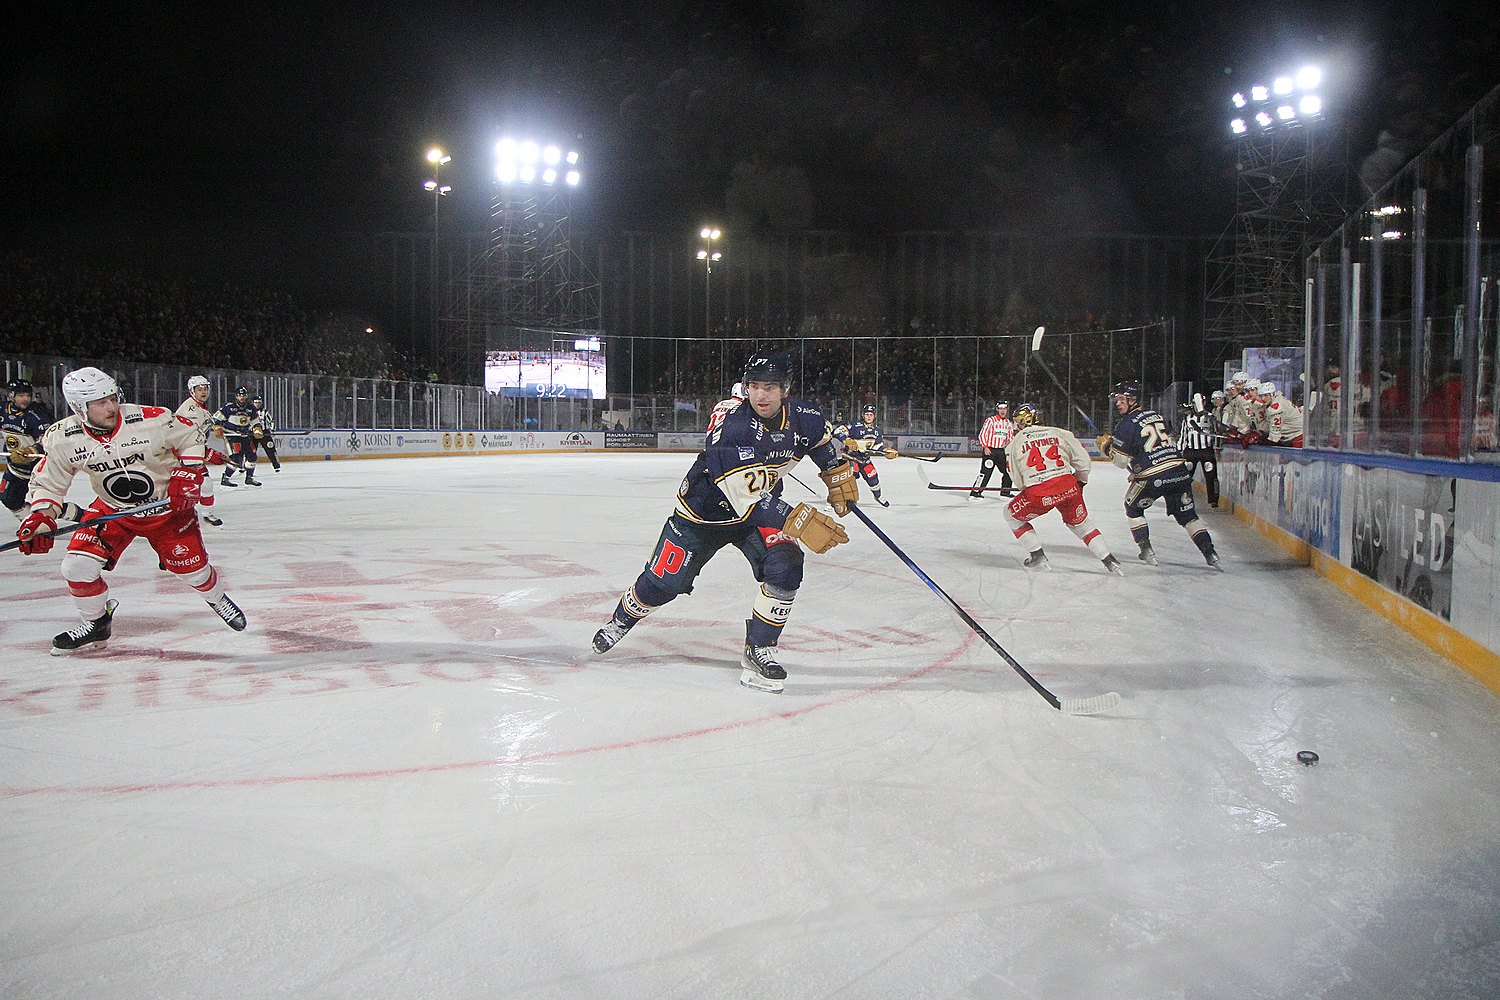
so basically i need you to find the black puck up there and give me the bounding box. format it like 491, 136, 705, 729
1296, 750, 1319, 766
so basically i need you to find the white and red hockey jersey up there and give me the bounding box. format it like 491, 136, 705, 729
978, 413, 1016, 450
27, 404, 206, 513
1004, 424, 1092, 491
1264, 393, 1304, 443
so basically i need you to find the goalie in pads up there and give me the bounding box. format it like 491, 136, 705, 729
591, 351, 859, 693
1004, 404, 1123, 574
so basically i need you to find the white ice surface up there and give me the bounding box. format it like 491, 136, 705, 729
2, 453, 1499, 999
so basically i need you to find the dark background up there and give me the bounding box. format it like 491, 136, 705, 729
3, 1, 1497, 311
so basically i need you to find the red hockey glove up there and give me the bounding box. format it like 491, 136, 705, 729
17, 504, 60, 555
167, 466, 206, 513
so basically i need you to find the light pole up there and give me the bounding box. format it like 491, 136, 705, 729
423, 147, 451, 358
696, 227, 722, 338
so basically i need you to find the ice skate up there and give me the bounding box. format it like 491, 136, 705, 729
1022, 549, 1050, 570
220, 473, 238, 488
202, 512, 223, 527
592, 618, 632, 654
1204, 546, 1223, 571
1102, 554, 1125, 577
873, 493, 890, 507
244, 475, 264, 487
740, 644, 786, 693
967, 495, 985, 503
1138, 543, 1158, 566
51, 599, 118, 656
207, 593, 247, 631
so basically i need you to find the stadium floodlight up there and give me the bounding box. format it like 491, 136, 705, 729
1382, 229, 1401, 240
1251, 85, 1269, 102
1231, 118, 1248, 135
1273, 77, 1293, 96
1299, 95, 1322, 115
495, 136, 582, 186
1255, 111, 1273, 128
426, 147, 450, 166
1232, 92, 1247, 108
1296, 66, 1321, 90
1276, 105, 1296, 121
1373, 205, 1402, 217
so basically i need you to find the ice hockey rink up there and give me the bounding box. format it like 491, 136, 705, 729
3, 452, 1498, 999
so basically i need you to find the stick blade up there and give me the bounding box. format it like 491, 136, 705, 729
1058, 691, 1121, 716
1031, 325, 1046, 352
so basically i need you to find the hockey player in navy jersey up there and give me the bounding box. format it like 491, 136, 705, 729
1099, 381, 1221, 570
843, 404, 894, 506
591, 351, 860, 693
215, 387, 263, 487
2, 379, 55, 520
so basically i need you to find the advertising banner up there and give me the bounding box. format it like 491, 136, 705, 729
892, 435, 976, 457
604, 431, 659, 449
1344, 465, 1456, 620
657, 431, 705, 451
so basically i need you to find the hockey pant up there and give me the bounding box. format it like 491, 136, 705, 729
1, 468, 31, 516
1181, 448, 1219, 505
61, 500, 225, 621
226, 437, 259, 478
971, 447, 1011, 495
1002, 476, 1111, 560
854, 458, 883, 497
1123, 465, 1213, 554
610, 513, 804, 648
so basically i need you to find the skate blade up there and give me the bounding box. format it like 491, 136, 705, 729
739, 668, 784, 693
50, 641, 107, 658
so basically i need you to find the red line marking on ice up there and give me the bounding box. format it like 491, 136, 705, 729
1, 633, 977, 798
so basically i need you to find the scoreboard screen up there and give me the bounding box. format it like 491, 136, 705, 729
484, 341, 604, 399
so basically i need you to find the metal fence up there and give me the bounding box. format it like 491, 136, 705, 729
4, 321, 1171, 441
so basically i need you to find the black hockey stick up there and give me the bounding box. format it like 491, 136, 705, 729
1028, 326, 1101, 435
896, 453, 944, 463
846, 501, 1121, 716
913, 463, 1012, 494
1, 499, 172, 554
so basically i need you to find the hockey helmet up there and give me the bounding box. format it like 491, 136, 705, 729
187, 375, 210, 391
62, 367, 121, 421
994, 400, 1009, 412
862, 404, 876, 416
7, 378, 33, 400
742, 350, 792, 389
1013, 402, 1040, 429
1211, 389, 1227, 404
1231, 371, 1249, 385
1258, 380, 1277, 396
235, 386, 250, 399
1114, 380, 1142, 401
252, 395, 264, 406
729, 381, 745, 400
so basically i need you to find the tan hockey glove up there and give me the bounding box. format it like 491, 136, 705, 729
882, 447, 899, 459
252, 426, 266, 440
782, 502, 849, 554
1095, 434, 1113, 457
7, 444, 36, 465
819, 461, 860, 516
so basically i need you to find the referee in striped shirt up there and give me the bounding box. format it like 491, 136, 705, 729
971, 401, 1017, 499
1177, 395, 1220, 508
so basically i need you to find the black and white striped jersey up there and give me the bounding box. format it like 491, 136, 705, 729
1177, 412, 1217, 452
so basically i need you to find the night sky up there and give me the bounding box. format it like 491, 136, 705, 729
3, 1, 1497, 302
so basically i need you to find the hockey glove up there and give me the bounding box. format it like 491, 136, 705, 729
819, 461, 859, 516
167, 465, 206, 513
7, 444, 37, 465
17, 503, 59, 555
882, 447, 899, 459
782, 502, 849, 554
1095, 434, 1114, 457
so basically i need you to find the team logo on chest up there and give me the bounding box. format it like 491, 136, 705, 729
102, 469, 154, 505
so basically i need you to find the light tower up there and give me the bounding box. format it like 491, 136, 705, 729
444, 137, 599, 383
422, 146, 451, 358
696, 226, 722, 338
1203, 66, 1343, 379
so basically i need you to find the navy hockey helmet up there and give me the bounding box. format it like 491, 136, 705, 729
1114, 381, 1142, 402
862, 404, 876, 415
8, 378, 34, 398
742, 350, 793, 389
1013, 402, 1040, 429
235, 385, 250, 397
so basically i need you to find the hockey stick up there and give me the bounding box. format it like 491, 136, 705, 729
1028, 326, 1101, 435
913, 463, 1011, 493
846, 501, 1121, 716
895, 453, 944, 463
0, 499, 172, 554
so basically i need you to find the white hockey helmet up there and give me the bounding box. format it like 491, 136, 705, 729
62, 367, 121, 420
1258, 380, 1277, 395
1230, 371, 1249, 385
187, 375, 210, 391
730, 381, 745, 400
1211, 389, 1227, 404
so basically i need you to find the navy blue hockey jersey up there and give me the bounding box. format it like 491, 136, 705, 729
1, 402, 53, 475
1108, 407, 1186, 479
674, 397, 843, 527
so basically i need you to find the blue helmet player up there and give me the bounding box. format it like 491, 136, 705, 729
2, 379, 54, 519
592, 350, 861, 692
844, 404, 894, 506
1099, 381, 1221, 570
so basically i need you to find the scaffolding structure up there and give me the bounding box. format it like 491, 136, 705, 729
1203, 116, 1344, 380
441, 178, 600, 384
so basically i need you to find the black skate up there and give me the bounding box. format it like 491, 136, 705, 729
1205, 546, 1223, 572
202, 512, 223, 527
1138, 543, 1158, 566
1103, 555, 1125, 577
873, 494, 890, 507
740, 644, 786, 693
592, 619, 632, 654
207, 594, 247, 631
1023, 549, 1050, 570
244, 475, 263, 487
220, 474, 238, 488
51, 600, 118, 656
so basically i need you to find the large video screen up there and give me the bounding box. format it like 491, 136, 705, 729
484, 338, 605, 399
